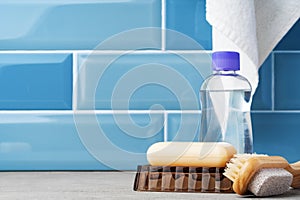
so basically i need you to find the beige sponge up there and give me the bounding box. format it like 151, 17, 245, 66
147, 142, 236, 167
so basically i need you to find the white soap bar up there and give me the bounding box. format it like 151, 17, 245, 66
147, 142, 236, 167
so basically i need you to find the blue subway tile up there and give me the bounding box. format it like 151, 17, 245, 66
252, 113, 300, 163
0, 113, 164, 170
0, 113, 102, 170
0, 0, 161, 50
167, 113, 201, 141
77, 52, 212, 110
94, 113, 164, 169
0, 54, 72, 110
251, 55, 272, 110
166, 0, 212, 50
274, 53, 300, 110
275, 19, 300, 50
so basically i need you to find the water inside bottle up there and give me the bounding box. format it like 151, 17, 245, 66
199, 89, 252, 153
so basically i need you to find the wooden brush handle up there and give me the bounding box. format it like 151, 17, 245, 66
286, 161, 300, 189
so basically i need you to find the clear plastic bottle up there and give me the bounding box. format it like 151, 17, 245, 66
199, 51, 253, 153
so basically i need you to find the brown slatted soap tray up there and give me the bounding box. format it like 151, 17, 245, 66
133, 165, 234, 193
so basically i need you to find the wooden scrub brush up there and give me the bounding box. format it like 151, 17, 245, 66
223, 154, 300, 197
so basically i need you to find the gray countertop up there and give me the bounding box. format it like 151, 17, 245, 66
0, 172, 299, 199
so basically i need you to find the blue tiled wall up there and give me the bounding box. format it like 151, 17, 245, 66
0, 0, 299, 170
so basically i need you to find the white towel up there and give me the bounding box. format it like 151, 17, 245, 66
206, 0, 300, 94
204, 0, 300, 149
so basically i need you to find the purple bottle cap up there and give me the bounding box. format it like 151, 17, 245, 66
212, 51, 240, 71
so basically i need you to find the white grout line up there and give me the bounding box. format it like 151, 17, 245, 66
75, 110, 199, 114
163, 50, 213, 54
70, 50, 93, 54
0, 110, 204, 114
271, 52, 275, 111
0, 110, 75, 114
84, 50, 204, 54
273, 50, 300, 53
80, 110, 300, 114
163, 112, 168, 141
0, 110, 200, 115
0, 50, 75, 54
166, 110, 201, 114
161, 0, 166, 51
77, 110, 202, 114
74, 110, 165, 114
72, 52, 78, 110
0, 49, 296, 54
1, 110, 300, 114
76, 50, 212, 54
0, 49, 212, 55
251, 110, 300, 113
0, 49, 295, 55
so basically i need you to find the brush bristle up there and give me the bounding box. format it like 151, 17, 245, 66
223, 154, 267, 182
